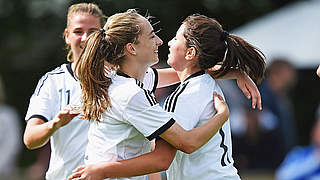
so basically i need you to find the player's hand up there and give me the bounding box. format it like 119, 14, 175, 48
68, 165, 105, 180
50, 105, 80, 130
213, 92, 229, 119
316, 65, 320, 78
236, 71, 262, 110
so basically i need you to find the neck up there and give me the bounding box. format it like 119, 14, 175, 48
120, 58, 148, 82
176, 66, 202, 82
71, 62, 76, 72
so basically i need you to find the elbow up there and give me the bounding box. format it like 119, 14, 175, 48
24, 141, 35, 150
23, 136, 40, 150
156, 157, 172, 171
23, 138, 34, 150
179, 143, 197, 154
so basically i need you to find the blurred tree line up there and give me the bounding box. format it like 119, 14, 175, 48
0, 0, 306, 169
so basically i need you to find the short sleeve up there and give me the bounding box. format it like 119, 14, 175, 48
123, 89, 174, 140
25, 75, 58, 122
143, 68, 158, 93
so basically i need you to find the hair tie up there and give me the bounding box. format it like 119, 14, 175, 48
99, 28, 106, 35
220, 30, 229, 41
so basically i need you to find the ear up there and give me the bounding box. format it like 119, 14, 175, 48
125, 43, 136, 55
185, 47, 197, 61
64, 28, 70, 45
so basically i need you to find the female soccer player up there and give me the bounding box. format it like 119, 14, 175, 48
24, 3, 261, 180
23, 3, 106, 180
70, 11, 265, 180
68, 10, 265, 180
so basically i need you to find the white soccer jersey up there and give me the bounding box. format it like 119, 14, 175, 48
84, 68, 174, 180
163, 71, 240, 180
25, 63, 89, 180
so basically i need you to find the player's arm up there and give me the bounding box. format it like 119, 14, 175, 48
157, 67, 262, 110
317, 65, 320, 77
68, 139, 176, 180
160, 92, 228, 154
147, 141, 162, 180
68, 93, 227, 180
207, 66, 261, 110
23, 106, 79, 149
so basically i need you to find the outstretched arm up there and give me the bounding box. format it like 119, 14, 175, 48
23, 106, 79, 149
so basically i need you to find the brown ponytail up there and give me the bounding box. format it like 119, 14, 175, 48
76, 9, 144, 122
76, 31, 112, 122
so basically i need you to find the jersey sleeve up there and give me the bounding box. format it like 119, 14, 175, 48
25, 75, 58, 122
143, 68, 158, 93
123, 89, 174, 140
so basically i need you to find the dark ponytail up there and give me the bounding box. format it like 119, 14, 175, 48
183, 14, 266, 83
212, 34, 266, 83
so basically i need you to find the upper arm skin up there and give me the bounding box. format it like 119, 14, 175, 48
157, 68, 180, 88
23, 117, 53, 150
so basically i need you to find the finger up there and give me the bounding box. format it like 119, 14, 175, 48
213, 92, 224, 101
68, 169, 85, 180
68, 173, 81, 180
256, 91, 262, 110
73, 166, 85, 173
240, 83, 251, 99
245, 84, 257, 109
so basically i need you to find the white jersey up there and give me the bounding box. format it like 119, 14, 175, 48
25, 63, 89, 180
85, 68, 174, 180
163, 71, 240, 180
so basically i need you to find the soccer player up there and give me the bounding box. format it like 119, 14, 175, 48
23, 3, 106, 180
24, 4, 260, 180
68, 10, 265, 180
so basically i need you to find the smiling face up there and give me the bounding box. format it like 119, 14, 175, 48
133, 16, 163, 67
167, 24, 189, 71
64, 13, 101, 63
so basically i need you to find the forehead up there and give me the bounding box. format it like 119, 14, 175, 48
139, 16, 153, 35
68, 13, 101, 29
176, 24, 185, 36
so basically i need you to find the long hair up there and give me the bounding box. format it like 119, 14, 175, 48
76, 9, 143, 122
64, 3, 106, 62
183, 14, 266, 83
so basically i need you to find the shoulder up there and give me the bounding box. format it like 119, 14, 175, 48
190, 73, 217, 94
111, 76, 144, 103
38, 64, 67, 82
33, 64, 67, 94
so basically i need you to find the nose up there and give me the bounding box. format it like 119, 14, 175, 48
81, 33, 89, 42
156, 35, 163, 46
168, 39, 172, 47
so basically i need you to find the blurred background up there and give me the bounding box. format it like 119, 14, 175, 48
0, 0, 319, 179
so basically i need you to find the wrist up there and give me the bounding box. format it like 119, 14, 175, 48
216, 109, 229, 120
47, 119, 60, 133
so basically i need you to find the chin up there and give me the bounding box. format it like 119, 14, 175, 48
150, 59, 159, 66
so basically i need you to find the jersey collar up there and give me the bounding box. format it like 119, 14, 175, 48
116, 71, 144, 88
66, 62, 78, 81
183, 70, 205, 83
